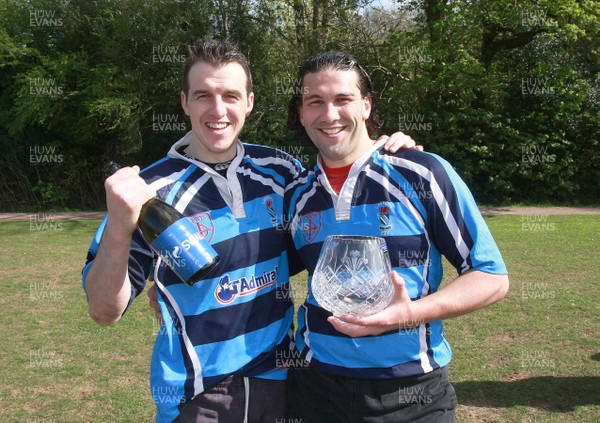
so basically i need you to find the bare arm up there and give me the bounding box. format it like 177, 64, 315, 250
329, 270, 509, 337
85, 166, 155, 326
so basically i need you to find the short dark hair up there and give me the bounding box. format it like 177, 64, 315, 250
182, 38, 253, 95
287, 51, 381, 145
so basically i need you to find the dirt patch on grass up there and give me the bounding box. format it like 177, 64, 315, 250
1, 207, 599, 222
0, 212, 106, 222
479, 206, 600, 216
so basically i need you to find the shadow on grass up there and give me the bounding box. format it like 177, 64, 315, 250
454, 376, 600, 412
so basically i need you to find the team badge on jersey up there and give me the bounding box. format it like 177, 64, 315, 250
263, 196, 279, 226
378, 202, 392, 235
300, 211, 321, 244
188, 211, 215, 242
214, 267, 279, 304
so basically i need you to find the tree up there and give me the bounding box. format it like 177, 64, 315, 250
371, 0, 599, 203
0, 0, 597, 210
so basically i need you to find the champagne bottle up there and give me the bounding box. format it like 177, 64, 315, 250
104, 162, 220, 285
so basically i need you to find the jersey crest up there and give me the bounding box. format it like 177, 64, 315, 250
300, 211, 321, 244
188, 211, 215, 242
263, 196, 279, 226
378, 202, 392, 235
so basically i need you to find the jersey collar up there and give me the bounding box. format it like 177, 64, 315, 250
316, 138, 387, 221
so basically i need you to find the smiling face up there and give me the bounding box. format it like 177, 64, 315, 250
298, 68, 373, 168
181, 62, 254, 163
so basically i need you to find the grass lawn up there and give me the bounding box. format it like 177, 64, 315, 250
0, 214, 598, 422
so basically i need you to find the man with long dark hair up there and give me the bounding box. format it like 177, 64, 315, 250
285, 51, 509, 422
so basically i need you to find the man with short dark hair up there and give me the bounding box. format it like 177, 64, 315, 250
285, 51, 509, 422
83, 38, 302, 423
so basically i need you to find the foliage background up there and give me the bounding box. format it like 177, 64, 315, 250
1, 0, 598, 211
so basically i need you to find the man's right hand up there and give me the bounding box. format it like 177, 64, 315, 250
104, 166, 156, 235
85, 165, 154, 327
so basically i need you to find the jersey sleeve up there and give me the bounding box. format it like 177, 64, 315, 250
82, 215, 153, 312
422, 153, 508, 276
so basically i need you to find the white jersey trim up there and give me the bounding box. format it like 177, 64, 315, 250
173, 173, 212, 212
148, 167, 191, 193
238, 166, 284, 197
364, 163, 434, 373
167, 132, 247, 219
153, 257, 204, 396
315, 139, 387, 222
383, 155, 470, 273
301, 306, 314, 363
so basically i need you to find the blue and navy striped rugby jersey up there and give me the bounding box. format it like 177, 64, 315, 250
286, 139, 507, 379
83, 132, 303, 422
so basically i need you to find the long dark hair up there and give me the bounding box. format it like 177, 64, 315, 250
287, 51, 381, 145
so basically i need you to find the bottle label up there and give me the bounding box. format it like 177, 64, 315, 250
151, 217, 218, 283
